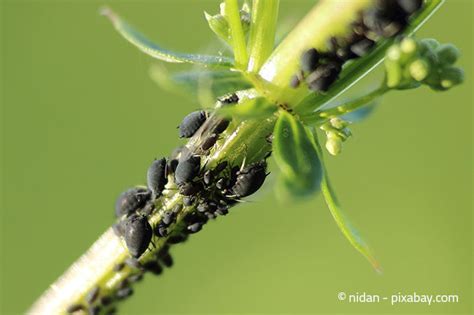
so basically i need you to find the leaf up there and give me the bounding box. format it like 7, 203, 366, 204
217, 97, 276, 119
149, 65, 252, 103
311, 131, 382, 273
272, 112, 322, 197
101, 7, 234, 68
321, 171, 382, 274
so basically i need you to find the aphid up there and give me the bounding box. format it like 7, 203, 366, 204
301, 48, 321, 73
218, 93, 239, 105
201, 133, 218, 151
128, 273, 143, 283
143, 260, 163, 275
178, 181, 202, 196
203, 169, 213, 186
215, 206, 229, 216
116, 287, 133, 300
183, 196, 196, 206
187, 222, 203, 234
157, 251, 173, 268
99, 296, 112, 306
154, 223, 168, 237
231, 161, 268, 198
289, 74, 301, 88
86, 286, 100, 305
66, 303, 84, 314
178, 110, 207, 138
197, 202, 209, 213
213, 118, 230, 134
214, 161, 228, 173
306, 62, 342, 92
167, 159, 179, 174
167, 233, 188, 244
206, 212, 217, 220
350, 38, 375, 57
397, 0, 423, 15
122, 214, 153, 258
147, 158, 168, 198
89, 305, 101, 315
115, 187, 151, 218
161, 210, 176, 226
113, 262, 125, 272
216, 178, 229, 190
139, 203, 155, 217
174, 155, 201, 185
125, 257, 143, 270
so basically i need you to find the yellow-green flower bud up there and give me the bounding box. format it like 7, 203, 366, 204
409, 59, 430, 82
440, 67, 464, 89
326, 136, 342, 156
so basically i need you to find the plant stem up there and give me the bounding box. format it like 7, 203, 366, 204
247, 0, 280, 73
225, 0, 249, 69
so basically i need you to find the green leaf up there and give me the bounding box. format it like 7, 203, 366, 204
321, 170, 382, 273
224, 0, 249, 69
273, 111, 322, 197
101, 7, 234, 68
149, 65, 252, 103
247, 0, 280, 73
217, 97, 276, 119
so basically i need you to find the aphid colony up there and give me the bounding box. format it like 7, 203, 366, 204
290, 0, 424, 92
67, 94, 270, 314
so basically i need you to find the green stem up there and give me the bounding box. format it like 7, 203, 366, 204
225, 0, 249, 69
301, 85, 390, 125
247, 0, 280, 73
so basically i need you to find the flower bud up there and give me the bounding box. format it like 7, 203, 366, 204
326, 136, 343, 156
436, 43, 460, 66
440, 67, 464, 89
409, 59, 430, 81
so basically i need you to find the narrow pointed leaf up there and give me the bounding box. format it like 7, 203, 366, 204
321, 171, 382, 273
102, 7, 234, 68
273, 112, 322, 197
149, 65, 251, 102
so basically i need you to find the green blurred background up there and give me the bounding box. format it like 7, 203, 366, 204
0, 0, 472, 314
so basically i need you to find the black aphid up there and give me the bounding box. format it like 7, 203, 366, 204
167, 159, 179, 174
174, 155, 201, 185
350, 38, 375, 57
89, 305, 101, 315
158, 252, 173, 268
216, 206, 229, 216
99, 296, 112, 307
213, 118, 230, 134
301, 48, 321, 73
167, 233, 188, 244
128, 273, 143, 283
306, 62, 342, 92
179, 181, 202, 196
122, 215, 153, 258
86, 286, 100, 305
201, 133, 218, 151
154, 223, 168, 237
115, 187, 151, 218
197, 202, 209, 213
147, 158, 168, 198
183, 196, 196, 206
116, 287, 133, 300
398, 0, 423, 15
112, 223, 123, 237
219, 93, 239, 105
187, 222, 203, 234
161, 210, 176, 226
113, 262, 125, 272
178, 110, 207, 138
125, 257, 143, 270
139, 203, 155, 217
143, 260, 163, 275
66, 304, 84, 314
231, 161, 268, 198
216, 178, 229, 190
214, 161, 228, 173
203, 170, 213, 185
